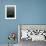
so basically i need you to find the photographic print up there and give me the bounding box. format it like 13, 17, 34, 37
5, 5, 16, 19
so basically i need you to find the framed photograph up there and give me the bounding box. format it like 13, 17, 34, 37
5, 5, 16, 19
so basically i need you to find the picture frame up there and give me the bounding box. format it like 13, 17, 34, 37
5, 5, 16, 19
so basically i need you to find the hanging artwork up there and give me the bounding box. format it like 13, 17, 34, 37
5, 5, 16, 19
